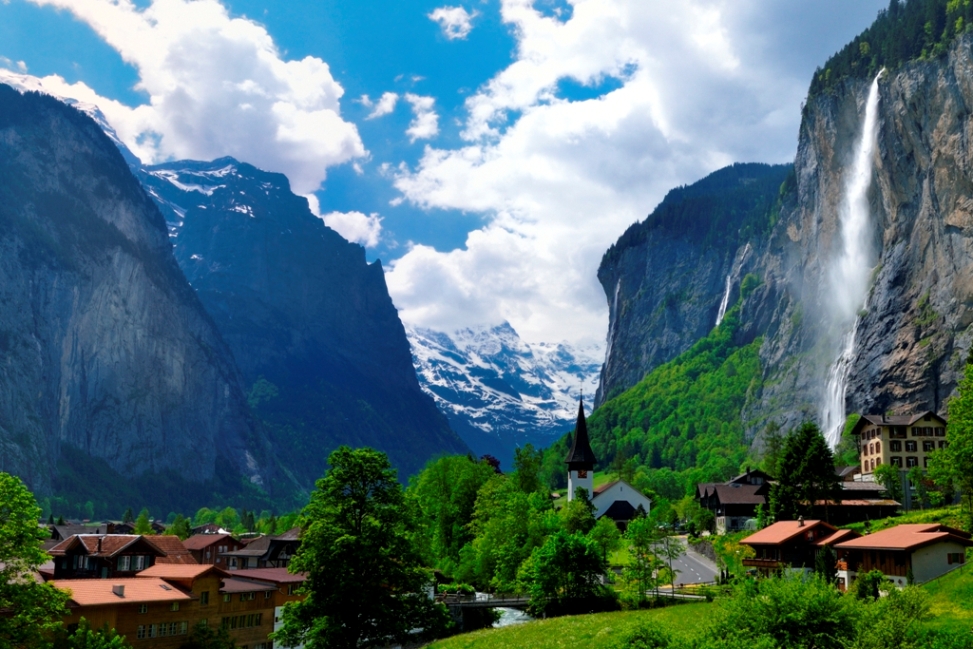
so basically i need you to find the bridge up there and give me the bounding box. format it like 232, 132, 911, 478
437, 593, 531, 630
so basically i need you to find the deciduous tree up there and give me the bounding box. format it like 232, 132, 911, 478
517, 531, 607, 616
929, 362, 973, 527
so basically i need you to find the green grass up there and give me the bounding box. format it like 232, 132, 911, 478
921, 562, 973, 634
842, 505, 968, 535
426, 603, 713, 649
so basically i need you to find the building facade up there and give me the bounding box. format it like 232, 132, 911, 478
851, 412, 947, 474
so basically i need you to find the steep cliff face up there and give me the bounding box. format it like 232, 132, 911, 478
136, 158, 468, 484
0, 86, 275, 497
749, 36, 973, 435
596, 163, 792, 405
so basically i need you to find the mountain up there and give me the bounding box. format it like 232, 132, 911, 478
593, 15, 973, 472
407, 323, 601, 469
133, 157, 469, 484
0, 85, 283, 512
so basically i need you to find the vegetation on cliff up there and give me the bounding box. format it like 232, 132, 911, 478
810, 0, 973, 96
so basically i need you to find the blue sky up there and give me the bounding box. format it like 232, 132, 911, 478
0, 0, 888, 346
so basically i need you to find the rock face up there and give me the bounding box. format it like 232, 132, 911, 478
0, 86, 275, 496
596, 163, 792, 405
407, 322, 601, 469
136, 158, 468, 484
597, 35, 973, 445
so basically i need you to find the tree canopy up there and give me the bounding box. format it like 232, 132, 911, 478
769, 422, 841, 521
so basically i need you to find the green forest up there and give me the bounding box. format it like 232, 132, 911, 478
810, 0, 973, 95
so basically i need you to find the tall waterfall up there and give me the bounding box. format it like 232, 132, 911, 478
820, 72, 883, 448
716, 275, 732, 326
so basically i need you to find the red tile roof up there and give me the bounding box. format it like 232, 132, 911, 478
836, 524, 973, 551
815, 529, 860, 547
230, 568, 306, 584
181, 533, 232, 551
137, 564, 225, 580
54, 578, 191, 606
741, 520, 837, 546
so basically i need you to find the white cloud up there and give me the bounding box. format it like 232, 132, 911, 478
305, 194, 383, 248
0, 57, 27, 72
386, 0, 888, 344
21, 0, 364, 194
366, 91, 399, 119
403, 93, 439, 142
429, 6, 478, 40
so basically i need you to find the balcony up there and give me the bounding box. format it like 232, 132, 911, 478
742, 559, 782, 570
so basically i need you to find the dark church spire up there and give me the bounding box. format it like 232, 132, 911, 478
565, 397, 596, 470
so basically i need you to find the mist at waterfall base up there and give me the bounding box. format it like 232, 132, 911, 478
820, 72, 883, 449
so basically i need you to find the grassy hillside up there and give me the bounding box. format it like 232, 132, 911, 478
543, 296, 762, 498
426, 603, 711, 649
922, 562, 973, 634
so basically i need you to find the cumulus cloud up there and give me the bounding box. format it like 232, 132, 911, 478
403, 93, 439, 142
305, 194, 383, 248
386, 0, 887, 344
22, 0, 364, 194
365, 91, 399, 119
429, 6, 478, 40
0, 57, 27, 72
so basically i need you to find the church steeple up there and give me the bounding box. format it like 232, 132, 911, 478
565, 397, 596, 501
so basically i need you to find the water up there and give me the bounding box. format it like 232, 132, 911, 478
493, 607, 534, 627
715, 274, 732, 326
820, 72, 882, 448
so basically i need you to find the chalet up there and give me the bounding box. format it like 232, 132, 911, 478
563, 398, 651, 529
49, 535, 170, 579
146, 536, 196, 565
740, 519, 860, 579
851, 411, 947, 474
225, 568, 306, 648
697, 469, 772, 534
835, 524, 973, 588
181, 533, 244, 567
221, 529, 300, 570
54, 578, 194, 648
815, 481, 901, 525
191, 523, 225, 536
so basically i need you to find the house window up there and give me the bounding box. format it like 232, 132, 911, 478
205, 550, 211, 559
137, 626, 145, 639
939, 441, 946, 449
923, 441, 935, 452
288, 584, 297, 596
159, 622, 168, 637
170, 602, 179, 612
118, 555, 131, 571
891, 457, 902, 467
138, 604, 148, 614
935, 427, 946, 437
891, 441, 902, 452
178, 622, 188, 635
906, 441, 917, 453
223, 594, 231, 603
876, 441, 881, 454
948, 553, 965, 565
265, 591, 273, 599
133, 555, 146, 571
147, 624, 157, 639
241, 592, 255, 602
924, 457, 929, 468
200, 591, 209, 605
906, 457, 919, 468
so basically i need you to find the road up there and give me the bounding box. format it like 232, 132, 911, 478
667, 536, 719, 586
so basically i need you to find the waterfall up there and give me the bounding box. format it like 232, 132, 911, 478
820, 72, 883, 449
715, 275, 732, 327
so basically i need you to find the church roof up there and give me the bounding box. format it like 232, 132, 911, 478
565, 398, 597, 469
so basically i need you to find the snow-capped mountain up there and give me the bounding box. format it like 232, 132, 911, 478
407, 322, 603, 469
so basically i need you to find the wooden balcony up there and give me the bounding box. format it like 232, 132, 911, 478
742, 558, 782, 570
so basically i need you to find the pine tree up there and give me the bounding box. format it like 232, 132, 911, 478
769, 422, 841, 521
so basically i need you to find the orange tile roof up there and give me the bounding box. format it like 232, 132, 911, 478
54, 578, 191, 606
181, 533, 232, 551
230, 568, 306, 584
815, 529, 860, 547
137, 564, 225, 580
836, 524, 973, 551
741, 520, 836, 546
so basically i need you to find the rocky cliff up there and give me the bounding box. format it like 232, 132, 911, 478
597, 34, 973, 448
0, 86, 277, 501
136, 158, 468, 484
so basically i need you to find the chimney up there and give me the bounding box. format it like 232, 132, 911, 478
798, 516, 804, 527
112, 585, 125, 597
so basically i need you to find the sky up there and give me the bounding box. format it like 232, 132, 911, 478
0, 0, 889, 348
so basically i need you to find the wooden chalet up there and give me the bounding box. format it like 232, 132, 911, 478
221, 529, 300, 570
740, 519, 860, 578
181, 533, 244, 567
697, 469, 772, 534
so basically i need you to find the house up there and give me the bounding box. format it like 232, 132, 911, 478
850, 411, 947, 474
49, 535, 170, 579
813, 481, 901, 526
221, 529, 300, 570
191, 523, 225, 536
181, 533, 245, 567
226, 567, 307, 648
697, 469, 773, 534
54, 577, 194, 648
835, 523, 973, 588
740, 519, 860, 579
591, 480, 652, 531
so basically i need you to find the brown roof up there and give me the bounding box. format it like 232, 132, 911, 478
146, 536, 197, 564
711, 484, 766, 505
221, 577, 275, 593
275, 527, 301, 542
181, 533, 233, 551
594, 480, 619, 495
815, 528, 860, 547
230, 568, 306, 584
54, 578, 191, 606
223, 535, 271, 557
741, 520, 837, 546
49, 535, 143, 557
836, 524, 973, 552
851, 411, 946, 436
137, 564, 224, 580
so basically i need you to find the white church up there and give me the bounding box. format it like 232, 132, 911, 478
565, 399, 652, 530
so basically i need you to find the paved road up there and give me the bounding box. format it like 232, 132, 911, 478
668, 537, 719, 586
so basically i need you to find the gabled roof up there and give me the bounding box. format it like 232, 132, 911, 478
741, 520, 837, 546
230, 567, 306, 584
137, 564, 225, 580
835, 524, 973, 551
50, 524, 99, 540
815, 528, 860, 547
565, 398, 597, 469
850, 411, 946, 436
711, 483, 766, 505
54, 578, 191, 606
145, 536, 196, 564
48, 535, 147, 557
222, 535, 271, 558
727, 469, 774, 485
182, 533, 233, 551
